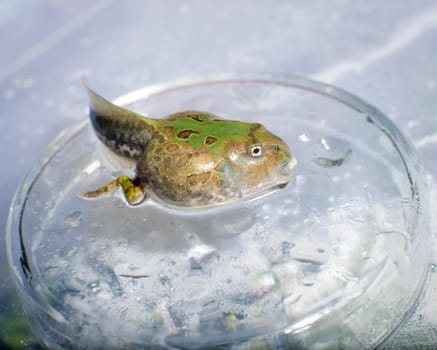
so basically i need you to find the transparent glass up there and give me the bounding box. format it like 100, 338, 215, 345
6, 76, 431, 349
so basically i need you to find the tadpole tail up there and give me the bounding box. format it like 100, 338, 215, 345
82, 77, 155, 160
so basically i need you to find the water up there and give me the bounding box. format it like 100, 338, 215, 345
30, 128, 413, 349
9, 79, 429, 349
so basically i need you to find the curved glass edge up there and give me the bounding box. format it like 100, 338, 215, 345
6, 120, 88, 301
5, 75, 432, 349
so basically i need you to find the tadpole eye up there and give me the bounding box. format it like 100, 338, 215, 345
249, 145, 263, 158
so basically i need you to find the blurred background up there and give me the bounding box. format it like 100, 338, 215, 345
1, 1, 436, 348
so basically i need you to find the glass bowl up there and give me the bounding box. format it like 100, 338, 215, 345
6, 75, 430, 349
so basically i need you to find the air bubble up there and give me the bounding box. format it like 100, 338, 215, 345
65, 211, 82, 227
312, 136, 352, 168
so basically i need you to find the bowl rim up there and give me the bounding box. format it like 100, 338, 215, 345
6, 74, 431, 348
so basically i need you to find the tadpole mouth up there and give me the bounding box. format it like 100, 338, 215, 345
276, 182, 289, 189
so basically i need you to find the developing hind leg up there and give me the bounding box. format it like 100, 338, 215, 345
81, 175, 146, 205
